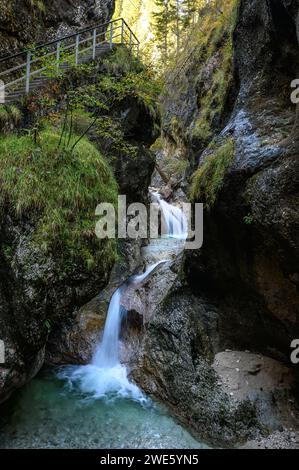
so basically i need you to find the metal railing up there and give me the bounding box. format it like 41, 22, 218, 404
0, 18, 140, 98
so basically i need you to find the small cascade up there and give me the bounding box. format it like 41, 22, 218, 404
60, 262, 166, 401
151, 191, 188, 240
92, 261, 165, 369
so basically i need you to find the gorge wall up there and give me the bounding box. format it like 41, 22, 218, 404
130, 0, 299, 446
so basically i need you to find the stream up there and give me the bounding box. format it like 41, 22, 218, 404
0, 193, 208, 449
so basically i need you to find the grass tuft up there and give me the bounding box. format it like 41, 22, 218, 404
0, 129, 118, 270
190, 138, 235, 208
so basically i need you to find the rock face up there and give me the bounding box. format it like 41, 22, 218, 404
0, 213, 113, 403
185, 0, 299, 359
132, 261, 298, 445
130, 0, 299, 446
0, 0, 115, 57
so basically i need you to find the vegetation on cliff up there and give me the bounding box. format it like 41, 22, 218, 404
190, 137, 235, 207
161, 0, 239, 149
0, 129, 118, 271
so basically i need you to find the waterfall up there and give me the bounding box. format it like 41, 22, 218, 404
151, 191, 188, 240
92, 261, 166, 370
59, 194, 187, 402
59, 262, 166, 401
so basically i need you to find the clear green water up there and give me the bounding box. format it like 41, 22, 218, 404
0, 369, 207, 449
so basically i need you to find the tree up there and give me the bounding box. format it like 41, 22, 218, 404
152, 0, 173, 62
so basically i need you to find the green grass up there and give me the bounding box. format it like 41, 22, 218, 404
190, 138, 235, 208
102, 46, 143, 75
0, 106, 9, 126
0, 129, 118, 271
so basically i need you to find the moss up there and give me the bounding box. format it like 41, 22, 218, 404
190, 137, 235, 208
0, 129, 118, 270
26, 0, 46, 13
244, 214, 254, 225
150, 137, 162, 151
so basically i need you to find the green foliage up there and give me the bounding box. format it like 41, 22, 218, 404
164, 156, 189, 178
9, 105, 22, 124
152, 0, 173, 62
0, 105, 22, 129
44, 319, 52, 332
152, 0, 202, 62
0, 129, 118, 270
32, 44, 75, 79
103, 46, 143, 75
0, 106, 9, 126
66, 108, 93, 136
190, 138, 235, 207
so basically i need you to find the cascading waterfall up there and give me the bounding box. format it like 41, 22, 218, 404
60, 262, 166, 401
151, 191, 188, 240
92, 261, 166, 370
60, 193, 187, 402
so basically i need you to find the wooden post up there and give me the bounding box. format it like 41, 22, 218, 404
56, 41, 61, 72
25, 51, 31, 94
92, 29, 97, 60
109, 22, 113, 49
75, 34, 80, 65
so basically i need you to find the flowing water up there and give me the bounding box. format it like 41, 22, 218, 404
0, 194, 208, 449
0, 369, 207, 449
151, 191, 188, 240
